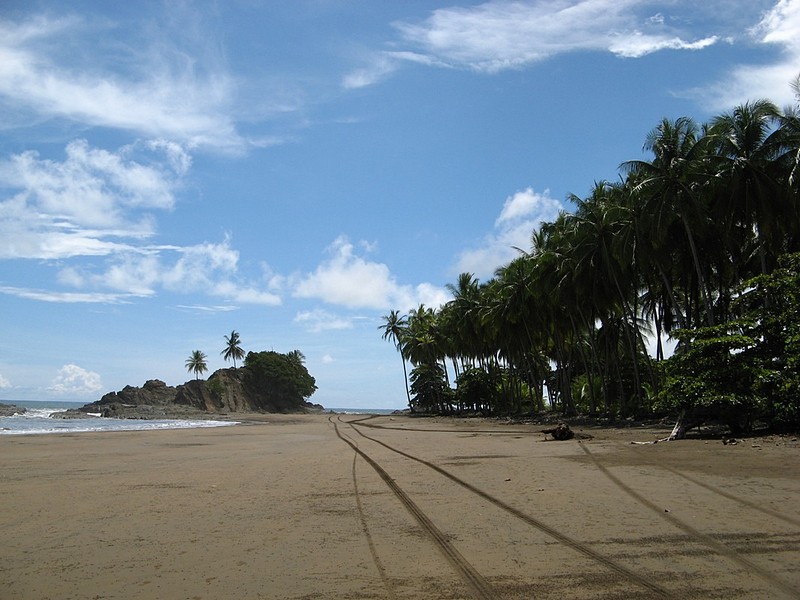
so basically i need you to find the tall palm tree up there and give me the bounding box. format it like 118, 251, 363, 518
379, 310, 412, 407
221, 330, 245, 368
709, 99, 785, 277
185, 350, 208, 380
623, 117, 716, 327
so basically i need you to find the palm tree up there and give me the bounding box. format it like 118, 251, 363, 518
221, 330, 245, 368
287, 349, 306, 366
379, 310, 412, 407
185, 350, 208, 380
708, 99, 785, 277
623, 117, 716, 327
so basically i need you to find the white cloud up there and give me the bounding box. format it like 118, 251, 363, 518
0, 286, 135, 304
342, 51, 450, 89
388, 0, 718, 74
456, 187, 563, 279
292, 236, 448, 310
0, 373, 11, 389
176, 304, 239, 313
0, 139, 280, 306
686, 0, 800, 110
294, 309, 354, 333
608, 33, 717, 58
342, 54, 401, 90
321, 354, 335, 365
0, 14, 244, 151
0, 139, 184, 260
48, 364, 103, 395
53, 239, 281, 305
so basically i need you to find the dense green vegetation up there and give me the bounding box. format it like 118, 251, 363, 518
244, 350, 318, 411
381, 80, 800, 435
186, 332, 318, 411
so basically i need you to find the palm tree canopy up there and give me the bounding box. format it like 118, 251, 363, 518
185, 350, 208, 379
221, 330, 245, 367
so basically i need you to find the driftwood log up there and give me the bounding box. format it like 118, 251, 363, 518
541, 423, 574, 441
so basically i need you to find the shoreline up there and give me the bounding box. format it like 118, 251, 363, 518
2, 414, 798, 599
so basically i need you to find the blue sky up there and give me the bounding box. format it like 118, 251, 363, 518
1, 0, 799, 408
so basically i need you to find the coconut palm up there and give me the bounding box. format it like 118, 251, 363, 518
708, 100, 785, 277
623, 117, 716, 327
185, 350, 208, 380
221, 330, 245, 368
379, 310, 412, 407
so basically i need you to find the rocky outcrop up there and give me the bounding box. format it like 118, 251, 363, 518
56, 368, 324, 420
0, 402, 26, 416
97, 379, 178, 406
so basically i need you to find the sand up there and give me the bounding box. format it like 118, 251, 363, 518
1, 414, 798, 600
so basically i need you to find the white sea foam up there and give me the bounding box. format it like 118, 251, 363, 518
0, 402, 239, 435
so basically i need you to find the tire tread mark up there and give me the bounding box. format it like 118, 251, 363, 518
345, 417, 672, 599
332, 418, 500, 600
350, 450, 398, 599
626, 443, 800, 528
579, 442, 799, 600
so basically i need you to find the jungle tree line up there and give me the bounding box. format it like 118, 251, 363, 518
381, 80, 800, 432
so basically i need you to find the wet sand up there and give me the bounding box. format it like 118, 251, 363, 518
1, 414, 799, 599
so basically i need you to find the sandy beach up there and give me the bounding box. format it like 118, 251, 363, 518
1, 414, 798, 599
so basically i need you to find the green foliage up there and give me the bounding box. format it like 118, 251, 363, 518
244, 350, 317, 410
736, 253, 800, 426
455, 367, 496, 413
409, 362, 450, 413
659, 324, 766, 433
379, 83, 800, 421
659, 253, 800, 431
206, 377, 224, 401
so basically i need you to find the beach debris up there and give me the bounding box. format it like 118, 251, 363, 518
541, 423, 574, 441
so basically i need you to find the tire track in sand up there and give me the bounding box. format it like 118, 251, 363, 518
349, 443, 398, 600
579, 442, 799, 600
331, 417, 500, 600
626, 443, 800, 528
343, 416, 673, 599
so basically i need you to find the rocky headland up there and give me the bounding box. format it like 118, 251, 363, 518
55, 368, 324, 420
0, 402, 26, 417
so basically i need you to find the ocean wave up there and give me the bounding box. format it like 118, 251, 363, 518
0, 415, 239, 435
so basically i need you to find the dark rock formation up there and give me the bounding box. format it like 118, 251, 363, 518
98, 379, 178, 406
0, 402, 26, 417
55, 368, 324, 420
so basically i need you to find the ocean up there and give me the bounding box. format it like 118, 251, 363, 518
0, 400, 400, 435
0, 400, 239, 436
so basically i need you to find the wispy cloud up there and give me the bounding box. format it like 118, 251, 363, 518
0, 140, 281, 306
292, 236, 448, 310
0, 139, 186, 260
53, 239, 282, 305
0, 286, 137, 303
344, 0, 720, 85
0, 13, 244, 151
455, 187, 563, 279
690, 0, 800, 110
294, 308, 354, 333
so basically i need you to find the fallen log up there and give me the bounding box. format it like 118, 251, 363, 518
541, 423, 574, 441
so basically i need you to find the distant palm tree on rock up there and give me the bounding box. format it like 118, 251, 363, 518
185, 350, 208, 380
221, 330, 245, 368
